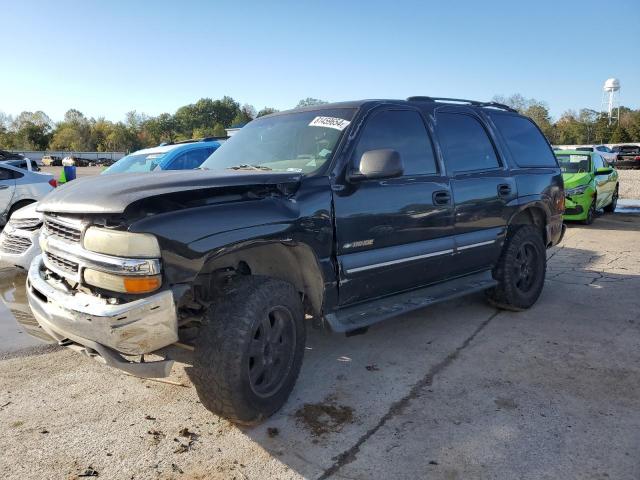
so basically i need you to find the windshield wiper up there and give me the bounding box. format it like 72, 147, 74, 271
226, 164, 272, 171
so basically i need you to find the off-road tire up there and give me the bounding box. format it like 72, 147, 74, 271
603, 186, 618, 213
191, 275, 306, 425
582, 198, 596, 225
486, 225, 546, 311
7, 200, 35, 220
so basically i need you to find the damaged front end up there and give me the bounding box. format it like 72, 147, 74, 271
26, 213, 180, 378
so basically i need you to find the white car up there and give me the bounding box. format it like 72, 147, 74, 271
0, 162, 54, 226
574, 145, 617, 164
0, 202, 43, 269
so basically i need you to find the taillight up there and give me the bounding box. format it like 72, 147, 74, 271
634, 156, 640, 161
48, 179, 57, 188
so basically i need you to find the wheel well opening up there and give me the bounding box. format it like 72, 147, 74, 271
197, 242, 325, 318
510, 207, 547, 243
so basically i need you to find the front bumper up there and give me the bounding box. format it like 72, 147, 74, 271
0, 227, 40, 270
27, 255, 179, 377
563, 193, 592, 221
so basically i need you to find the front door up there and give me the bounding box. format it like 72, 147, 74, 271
434, 110, 515, 276
333, 108, 455, 306
0, 167, 16, 221
593, 153, 615, 208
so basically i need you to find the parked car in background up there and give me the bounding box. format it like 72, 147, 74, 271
62, 156, 92, 167
574, 145, 617, 164
612, 145, 640, 169
0, 138, 222, 269
556, 150, 619, 224
0, 150, 27, 161
1, 158, 41, 171
42, 155, 63, 166
26, 98, 565, 424
0, 163, 54, 226
102, 137, 222, 174
0, 202, 42, 269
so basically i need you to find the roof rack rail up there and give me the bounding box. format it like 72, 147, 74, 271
406, 96, 518, 113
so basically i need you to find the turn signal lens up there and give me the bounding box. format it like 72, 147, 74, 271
84, 268, 161, 294
123, 276, 162, 294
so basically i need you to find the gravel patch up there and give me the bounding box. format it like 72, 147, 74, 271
618, 169, 640, 199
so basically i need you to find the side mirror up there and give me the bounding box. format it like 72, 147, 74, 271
596, 167, 613, 175
349, 149, 403, 182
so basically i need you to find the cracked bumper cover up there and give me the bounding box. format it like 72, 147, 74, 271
26, 255, 178, 377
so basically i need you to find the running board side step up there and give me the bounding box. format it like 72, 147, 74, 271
325, 270, 497, 333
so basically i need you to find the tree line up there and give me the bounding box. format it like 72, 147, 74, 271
0, 94, 638, 153
492, 94, 640, 145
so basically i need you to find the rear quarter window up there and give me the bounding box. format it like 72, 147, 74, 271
490, 113, 557, 168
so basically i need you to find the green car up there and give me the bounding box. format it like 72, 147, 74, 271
556, 150, 619, 224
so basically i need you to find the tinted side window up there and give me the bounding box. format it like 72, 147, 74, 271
167, 148, 213, 170
354, 110, 437, 175
436, 113, 499, 172
0, 167, 12, 181
491, 114, 557, 167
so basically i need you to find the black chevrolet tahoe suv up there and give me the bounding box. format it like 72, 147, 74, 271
27, 97, 565, 424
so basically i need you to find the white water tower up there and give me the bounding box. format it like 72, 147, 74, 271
601, 78, 620, 124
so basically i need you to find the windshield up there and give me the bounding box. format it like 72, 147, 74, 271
200, 108, 356, 174
102, 152, 168, 174
556, 154, 592, 173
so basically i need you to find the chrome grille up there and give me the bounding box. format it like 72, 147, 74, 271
44, 217, 82, 243
8, 218, 42, 231
0, 233, 32, 255
45, 251, 79, 274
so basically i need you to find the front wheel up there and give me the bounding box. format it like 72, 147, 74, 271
191, 276, 306, 425
603, 186, 618, 213
486, 225, 546, 311
582, 199, 596, 225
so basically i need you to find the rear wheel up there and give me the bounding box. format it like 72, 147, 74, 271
191, 276, 306, 425
603, 186, 618, 213
486, 225, 546, 311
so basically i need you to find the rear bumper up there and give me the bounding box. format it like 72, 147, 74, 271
26, 255, 178, 377
546, 213, 565, 247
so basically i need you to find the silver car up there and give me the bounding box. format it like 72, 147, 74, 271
0, 202, 43, 269
0, 162, 54, 226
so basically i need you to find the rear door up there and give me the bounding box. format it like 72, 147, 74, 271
333, 108, 455, 305
434, 109, 515, 276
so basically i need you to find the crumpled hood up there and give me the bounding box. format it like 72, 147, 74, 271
37, 169, 302, 215
562, 172, 592, 189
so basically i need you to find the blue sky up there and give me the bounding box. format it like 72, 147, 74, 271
2, 0, 638, 122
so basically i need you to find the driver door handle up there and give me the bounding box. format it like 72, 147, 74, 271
0, 185, 9, 190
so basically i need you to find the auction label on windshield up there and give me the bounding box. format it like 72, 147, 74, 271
309, 116, 350, 131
